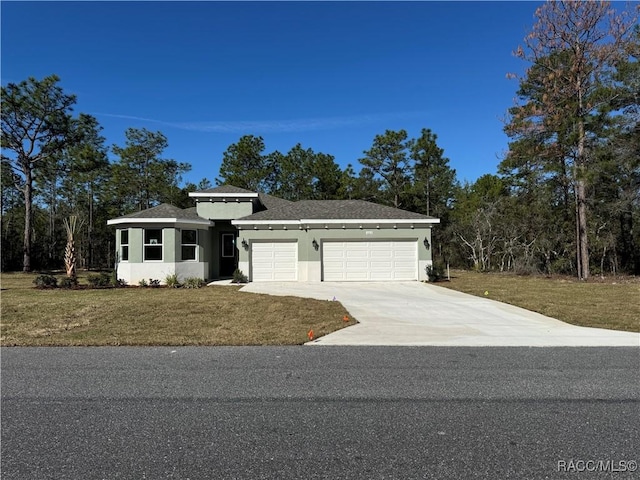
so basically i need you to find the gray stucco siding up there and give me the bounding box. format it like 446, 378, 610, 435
237, 225, 432, 260
165, 228, 177, 262
237, 228, 311, 262
314, 228, 432, 261
196, 200, 253, 220
197, 228, 211, 264
128, 228, 143, 263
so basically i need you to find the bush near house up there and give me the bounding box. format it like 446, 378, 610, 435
165, 273, 181, 288
87, 272, 113, 288
232, 269, 248, 284
33, 274, 58, 289
59, 276, 78, 289
183, 277, 205, 289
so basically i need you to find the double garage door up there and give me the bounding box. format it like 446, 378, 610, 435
322, 240, 418, 281
250, 240, 418, 282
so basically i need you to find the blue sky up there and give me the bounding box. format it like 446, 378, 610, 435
2, 1, 544, 187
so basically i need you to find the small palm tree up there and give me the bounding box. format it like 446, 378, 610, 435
63, 216, 83, 279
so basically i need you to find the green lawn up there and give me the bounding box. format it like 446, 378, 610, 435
0, 272, 356, 346
435, 270, 640, 333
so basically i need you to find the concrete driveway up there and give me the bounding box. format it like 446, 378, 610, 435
241, 282, 640, 347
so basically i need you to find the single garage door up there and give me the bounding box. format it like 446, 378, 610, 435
322, 240, 418, 281
251, 242, 298, 281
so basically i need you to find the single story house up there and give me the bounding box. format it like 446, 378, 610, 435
107, 185, 440, 284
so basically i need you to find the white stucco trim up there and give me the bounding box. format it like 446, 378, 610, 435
107, 217, 212, 226
115, 262, 208, 285
232, 220, 301, 226
233, 218, 439, 227
189, 192, 258, 198
298, 261, 321, 282
237, 261, 250, 277
302, 218, 440, 225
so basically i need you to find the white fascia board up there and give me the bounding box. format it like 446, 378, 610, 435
107, 217, 213, 226
231, 218, 440, 227
301, 218, 440, 225
189, 192, 258, 198
232, 219, 301, 226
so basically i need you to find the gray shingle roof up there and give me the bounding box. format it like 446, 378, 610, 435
236, 200, 437, 222
191, 185, 292, 211
195, 185, 256, 194
113, 203, 204, 221
257, 192, 293, 210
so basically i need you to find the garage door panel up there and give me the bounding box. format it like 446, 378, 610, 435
370, 271, 394, 281
370, 242, 392, 250
394, 259, 416, 267
370, 250, 393, 259
345, 271, 369, 281
274, 252, 296, 259
322, 241, 417, 281
346, 242, 369, 249
370, 261, 393, 269
251, 242, 298, 281
345, 261, 369, 269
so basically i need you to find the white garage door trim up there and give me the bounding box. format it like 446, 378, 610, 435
322, 240, 418, 281
251, 241, 298, 281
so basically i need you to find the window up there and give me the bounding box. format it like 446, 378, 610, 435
144, 229, 163, 261
222, 234, 235, 258
181, 229, 197, 261
120, 230, 129, 262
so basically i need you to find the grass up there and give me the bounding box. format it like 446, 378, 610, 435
435, 269, 640, 333
0, 272, 356, 346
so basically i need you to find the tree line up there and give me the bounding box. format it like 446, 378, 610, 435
2, 1, 638, 277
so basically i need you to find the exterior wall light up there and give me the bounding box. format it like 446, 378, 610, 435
312, 239, 319, 251
241, 239, 249, 250
423, 237, 430, 250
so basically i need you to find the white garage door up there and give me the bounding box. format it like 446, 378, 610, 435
251, 242, 298, 281
322, 240, 417, 281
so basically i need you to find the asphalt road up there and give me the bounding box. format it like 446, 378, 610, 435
2, 347, 639, 479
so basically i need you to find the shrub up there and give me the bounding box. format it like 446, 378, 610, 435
138, 278, 148, 287
33, 274, 58, 289
116, 278, 128, 288
232, 269, 248, 284
426, 261, 446, 282
59, 276, 78, 289
87, 272, 112, 288
165, 273, 181, 288
183, 277, 205, 289
148, 279, 161, 288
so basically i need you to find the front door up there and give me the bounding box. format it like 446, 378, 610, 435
219, 233, 238, 277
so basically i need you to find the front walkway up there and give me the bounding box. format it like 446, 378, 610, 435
240, 282, 640, 347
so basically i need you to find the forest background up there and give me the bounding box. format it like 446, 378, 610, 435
2, 1, 638, 279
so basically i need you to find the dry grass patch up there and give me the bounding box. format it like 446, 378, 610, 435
0, 272, 356, 346
435, 270, 640, 333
